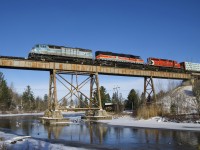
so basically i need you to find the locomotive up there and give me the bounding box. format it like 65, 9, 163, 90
95, 51, 144, 69
28, 44, 200, 73
95, 51, 144, 64
28, 44, 93, 64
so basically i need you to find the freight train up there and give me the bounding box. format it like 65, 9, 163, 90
27, 44, 200, 73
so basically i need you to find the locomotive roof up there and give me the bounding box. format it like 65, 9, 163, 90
95, 51, 142, 59
35, 44, 92, 52
148, 57, 178, 62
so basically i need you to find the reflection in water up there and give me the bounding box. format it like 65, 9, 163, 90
45, 125, 64, 139
0, 115, 199, 149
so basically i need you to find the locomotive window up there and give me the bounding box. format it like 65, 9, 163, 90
49, 45, 54, 49
55, 46, 61, 49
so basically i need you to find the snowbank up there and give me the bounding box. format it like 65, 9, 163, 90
0, 111, 84, 117
98, 116, 200, 131
161, 85, 197, 114
0, 131, 87, 150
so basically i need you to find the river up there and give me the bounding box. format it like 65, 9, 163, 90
0, 113, 199, 150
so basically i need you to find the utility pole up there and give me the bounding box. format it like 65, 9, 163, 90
113, 86, 120, 112
113, 86, 120, 101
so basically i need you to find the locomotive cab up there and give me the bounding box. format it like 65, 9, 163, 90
28, 44, 48, 59
30, 44, 48, 53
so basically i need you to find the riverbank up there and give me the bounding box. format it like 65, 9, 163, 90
0, 112, 106, 150
0, 112, 200, 149
0, 111, 84, 117
1, 112, 200, 131
0, 131, 88, 150
98, 115, 200, 131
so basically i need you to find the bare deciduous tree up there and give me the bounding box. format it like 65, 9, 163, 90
192, 80, 200, 115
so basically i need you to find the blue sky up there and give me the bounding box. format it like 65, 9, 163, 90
0, 0, 200, 99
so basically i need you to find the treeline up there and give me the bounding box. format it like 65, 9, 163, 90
0, 72, 48, 113
2, 70, 200, 117
88, 86, 144, 113
0, 71, 148, 114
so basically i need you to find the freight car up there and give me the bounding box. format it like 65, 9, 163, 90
28, 44, 93, 64
180, 62, 200, 72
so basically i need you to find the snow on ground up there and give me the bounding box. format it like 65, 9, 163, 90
97, 85, 200, 131
0, 131, 87, 150
0, 111, 200, 149
0, 111, 84, 117
98, 115, 200, 131
0, 112, 44, 117
161, 85, 197, 114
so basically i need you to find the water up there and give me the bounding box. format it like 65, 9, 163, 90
0, 114, 200, 150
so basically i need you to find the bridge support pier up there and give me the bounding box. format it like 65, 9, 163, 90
144, 76, 156, 103
43, 70, 63, 119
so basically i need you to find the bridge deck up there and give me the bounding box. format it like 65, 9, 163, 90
0, 58, 191, 79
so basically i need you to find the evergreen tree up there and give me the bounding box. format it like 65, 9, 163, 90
0, 72, 12, 110
62, 97, 68, 106
84, 97, 88, 107
192, 80, 200, 114
126, 89, 140, 110
35, 96, 43, 111
44, 94, 48, 102
43, 94, 48, 110
79, 94, 85, 108
100, 86, 111, 108
22, 85, 35, 111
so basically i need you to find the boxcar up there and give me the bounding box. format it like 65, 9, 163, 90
180, 62, 200, 72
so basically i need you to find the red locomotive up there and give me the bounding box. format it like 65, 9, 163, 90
148, 57, 181, 69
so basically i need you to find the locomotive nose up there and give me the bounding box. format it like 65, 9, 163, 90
149, 60, 154, 65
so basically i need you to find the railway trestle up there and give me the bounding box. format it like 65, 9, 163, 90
144, 76, 156, 103
45, 69, 103, 118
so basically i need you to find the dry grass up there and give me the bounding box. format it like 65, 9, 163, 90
137, 104, 163, 119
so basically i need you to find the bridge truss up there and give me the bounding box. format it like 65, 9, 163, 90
48, 70, 102, 112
